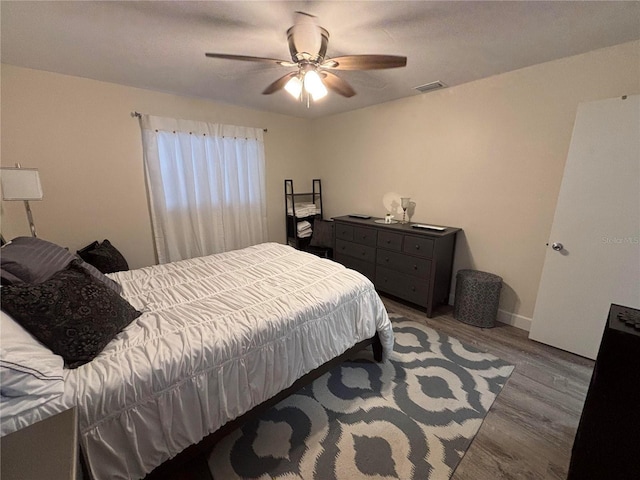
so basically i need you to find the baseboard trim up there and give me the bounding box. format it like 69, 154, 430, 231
496, 309, 532, 331
448, 295, 532, 332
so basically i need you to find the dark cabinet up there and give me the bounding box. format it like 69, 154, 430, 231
334, 223, 377, 281
568, 304, 640, 480
333, 216, 460, 317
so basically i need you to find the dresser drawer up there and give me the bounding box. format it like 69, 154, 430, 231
335, 239, 376, 263
335, 253, 376, 282
353, 227, 377, 246
377, 231, 403, 251
402, 235, 434, 258
335, 224, 377, 246
376, 250, 431, 279
375, 266, 429, 307
335, 224, 354, 242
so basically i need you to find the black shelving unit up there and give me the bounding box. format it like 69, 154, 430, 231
284, 179, 323, 251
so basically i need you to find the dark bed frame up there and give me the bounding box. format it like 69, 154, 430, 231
81, 332, 382, 479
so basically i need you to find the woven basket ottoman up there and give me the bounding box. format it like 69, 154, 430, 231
454, 269, 503, 328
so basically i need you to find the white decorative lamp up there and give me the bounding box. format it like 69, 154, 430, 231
1, 166, 43, 237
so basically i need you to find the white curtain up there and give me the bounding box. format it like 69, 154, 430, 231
140, 115, 268, 263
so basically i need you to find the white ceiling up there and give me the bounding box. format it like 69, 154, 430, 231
2, 1, 639, 119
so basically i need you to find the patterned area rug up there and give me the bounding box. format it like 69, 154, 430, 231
208, 315, 514, 479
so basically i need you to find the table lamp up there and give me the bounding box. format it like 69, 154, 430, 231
1, 166, 43, 237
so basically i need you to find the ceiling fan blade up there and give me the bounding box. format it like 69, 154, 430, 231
321, 55, 407, 70
262, 72, 298, 95
205, 53, 296, 67
321, 71, 356, 98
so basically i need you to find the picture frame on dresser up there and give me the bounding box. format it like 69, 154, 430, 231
332, 215, 461, 317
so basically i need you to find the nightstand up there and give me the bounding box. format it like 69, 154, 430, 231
1, 407, 80, 480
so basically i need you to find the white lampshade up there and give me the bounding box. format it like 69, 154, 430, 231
303, 70, 327, 101
284, 76, 303, 99
1, 168, 43, 201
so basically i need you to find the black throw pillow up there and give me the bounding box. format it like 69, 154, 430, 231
1, 267, 23, 286
1, 236, 122, 294
77, 239, 129, 274
76, 240, 99, 259
1, 260, 141, 368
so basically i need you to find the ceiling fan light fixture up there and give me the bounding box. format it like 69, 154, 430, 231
205, 12, 406, 104
303, 70, 327, 101
284, 75, 303, 99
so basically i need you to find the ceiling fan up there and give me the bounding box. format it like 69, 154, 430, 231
205, 12, 407, 104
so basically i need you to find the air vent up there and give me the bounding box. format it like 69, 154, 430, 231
414, 81, 447, 93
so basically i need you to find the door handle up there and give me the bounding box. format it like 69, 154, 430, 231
551, 242, 564, 251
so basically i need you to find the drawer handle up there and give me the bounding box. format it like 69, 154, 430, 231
361, 251, 366, 256
413, 265, 418, 270
386, 239, 391, 244
415, 244, 420, 250
385, 257, 390, 262
411, 286, 416, 292
341, 245, 346, 250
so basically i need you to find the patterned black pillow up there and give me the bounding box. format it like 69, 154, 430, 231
1, 260, 141, 368
77, 239, 129, 274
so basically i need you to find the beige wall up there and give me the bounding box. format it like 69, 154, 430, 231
2, 40, 639, 325
312, 40, 640, 325
0, 65, 314, 268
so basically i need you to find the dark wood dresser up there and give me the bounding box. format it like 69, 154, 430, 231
568, 304, 640, 480
332, 216, 460, 317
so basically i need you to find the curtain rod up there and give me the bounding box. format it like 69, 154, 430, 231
131, 112, 267, 133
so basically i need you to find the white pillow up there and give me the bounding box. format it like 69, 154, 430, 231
0, 311, 64, 398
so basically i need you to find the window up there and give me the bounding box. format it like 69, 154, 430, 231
140, 115, 267, 263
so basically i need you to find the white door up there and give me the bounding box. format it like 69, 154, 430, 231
529, 95, 640, 359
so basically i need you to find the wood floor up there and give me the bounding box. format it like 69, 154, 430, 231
168, 297, 594, 480
383, 297, 594, 480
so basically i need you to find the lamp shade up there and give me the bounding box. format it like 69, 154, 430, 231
303, 70, 327, 101
284, 76, 303, 99
1, 168, 43, 201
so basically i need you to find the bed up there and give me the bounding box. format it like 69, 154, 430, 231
0, 241, 393, 480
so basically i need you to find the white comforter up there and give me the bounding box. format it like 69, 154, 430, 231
16, 243, 392, 480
